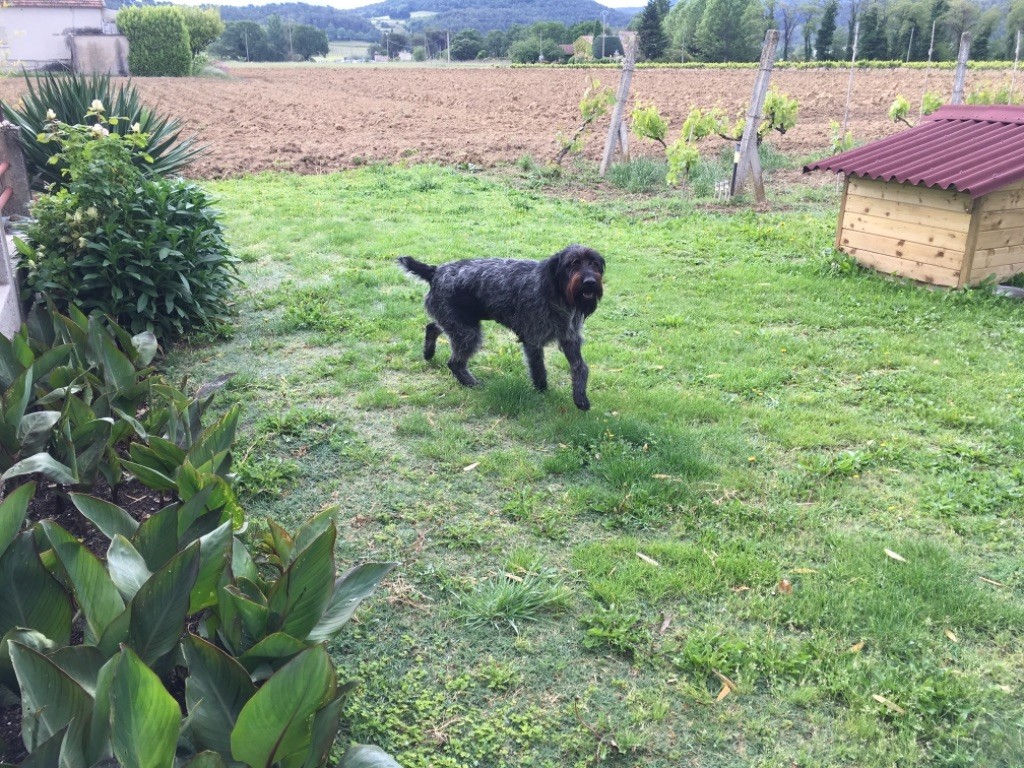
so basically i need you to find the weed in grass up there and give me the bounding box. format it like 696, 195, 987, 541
256, 405, 335, 438
579, 604, 653, 660
233, 454, 302, 498
606, 158, 668, 193
455, 552, 571, 633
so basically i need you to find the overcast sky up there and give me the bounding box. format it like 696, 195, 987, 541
172, 0, 639, 9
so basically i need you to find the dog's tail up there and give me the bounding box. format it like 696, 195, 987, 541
398, 256, 436, 283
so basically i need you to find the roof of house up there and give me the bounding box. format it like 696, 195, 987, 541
6, 0, 104, 8
804, 105, 1024, 199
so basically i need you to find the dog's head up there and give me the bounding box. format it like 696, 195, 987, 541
549, 245, 605, 317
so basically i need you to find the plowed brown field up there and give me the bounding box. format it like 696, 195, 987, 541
0, 65, 1011, 179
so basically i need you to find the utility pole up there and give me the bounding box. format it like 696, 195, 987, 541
447, 30, 450, 63
906, 26, 914, 63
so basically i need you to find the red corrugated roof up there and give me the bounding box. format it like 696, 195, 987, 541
804, 105, 1024, 199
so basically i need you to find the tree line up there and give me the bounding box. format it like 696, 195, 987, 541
210, 16, 329, 62
648, 0, 1024, 63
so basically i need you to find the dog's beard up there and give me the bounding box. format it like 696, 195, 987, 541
566, 272, 602, 316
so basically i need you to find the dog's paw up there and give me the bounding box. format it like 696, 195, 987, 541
574, 394, 591, 411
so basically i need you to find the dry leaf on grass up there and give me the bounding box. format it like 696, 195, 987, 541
462, 462, 480, 472
979, 576, 1007, 587
884, 548, 907, 562
872, 694, 905, 715
848, 641, 865, 653
636, 552, 661, 566
777, 578, 793, 594
944, 629, 959, 643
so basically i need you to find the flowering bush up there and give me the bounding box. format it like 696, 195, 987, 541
17, 104, 238, 341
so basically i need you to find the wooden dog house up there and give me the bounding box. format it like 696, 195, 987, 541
805, 106, 1024, 288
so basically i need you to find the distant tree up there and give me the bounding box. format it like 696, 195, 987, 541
291, 23, 328, 59
815, 0, 839, 59
940, 0, 977, 55
412, 45, 427, 61
857, 4, 888, 58
776, 0, 800, 58
637, 0, 670, 60
569, 19, 603, 39
1008, 0, 1024, 57
211, 20, 271, 61
179, 7, 224, 58
450, 28, 485, 60
265, 14, 288, 60
664, 0, 708, 61
509, 36, 566, 63
971, 8, 1000, 59
692, 0, 764, 61
799, 2, 818, 59
529, 21, 572, 44
484, 29, 509, 56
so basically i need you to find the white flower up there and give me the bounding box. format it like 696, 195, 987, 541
90, 99, 104, 112
131, 122, 141, 133
90, 124, 109, 137
77, 237, 87, 248
45, 109, 56, 120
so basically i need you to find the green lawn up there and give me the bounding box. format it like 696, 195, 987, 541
172, 163, 1024, 768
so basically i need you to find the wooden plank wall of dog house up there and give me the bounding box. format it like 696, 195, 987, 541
837, 177, 972, 286
970, 180, 1024, 284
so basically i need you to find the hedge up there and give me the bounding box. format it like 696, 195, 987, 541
117, 6, 193, 77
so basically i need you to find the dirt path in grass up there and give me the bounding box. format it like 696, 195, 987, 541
0, 65, 1012, 179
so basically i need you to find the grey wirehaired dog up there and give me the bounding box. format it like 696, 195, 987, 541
398, 245, 605, 411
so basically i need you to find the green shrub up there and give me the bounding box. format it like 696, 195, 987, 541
1, 72, 202, 191
117, 6, 193, 77
17, 110, 238, 341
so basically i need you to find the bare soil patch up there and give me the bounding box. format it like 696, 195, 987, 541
0, 65, 1011, 178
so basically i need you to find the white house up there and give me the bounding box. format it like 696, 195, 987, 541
0, 0, 110, 71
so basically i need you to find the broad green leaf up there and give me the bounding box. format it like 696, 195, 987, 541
147, 435, 186, 468
181, 753, 228, 768
47, 645, 107, 696
175, 485, 218, 540
187, 406, 240, 471
3, 368, 33, 429
0, 481, 35, 555
336, 745, 404, 768
1, 453, 78, 485
131, 331, 158, 367
59, 712, 90, 768
300, 693, 344, 768
128, 542, 200, 665
41, 521, 125, 642
230, 645, 336, 768
110, 647, 180, 768
0, 628, 53, 690
266, 520, 294, 565
182, 634, 256, 755
107, 535, 151, 602
237, 633, 308, 674
9, 642, 91, 751
132, 502, 180, 571
0, 532, 73, 643
18, 725, 66, 767
267, 527, 336, 641
308, 563, 398, 643
231, 539, 259, 584
96, 606, 130, 659
291, 508, 336, 564
122, 459, 176, 492
16, 411, 61, 454
87, 656, 117, 767
69, 493, 138, 540
191, 522, 232, 613
99, 333, 136, 393
224, 586, 269, 643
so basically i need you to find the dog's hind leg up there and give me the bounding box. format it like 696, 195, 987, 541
423, 322, 442, 360
445, 322, 483, 387
523, 343, 547, 391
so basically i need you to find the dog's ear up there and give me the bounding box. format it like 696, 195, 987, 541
547, 253, 563, 282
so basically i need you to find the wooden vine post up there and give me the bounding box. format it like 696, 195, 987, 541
951, 32, 971, 105
599, 37, 638, 176
731, 29, 779, 204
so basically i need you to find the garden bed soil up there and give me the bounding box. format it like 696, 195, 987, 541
0, 65, 1007, 179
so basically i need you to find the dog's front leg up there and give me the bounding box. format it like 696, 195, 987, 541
560, 337, 590, 411
523, 343, 547, 391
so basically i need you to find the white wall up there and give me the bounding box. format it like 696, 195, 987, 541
0, 7, 104, 68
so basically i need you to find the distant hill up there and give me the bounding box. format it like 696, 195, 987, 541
215, 3, 378, 39
351, 0, 635, 31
